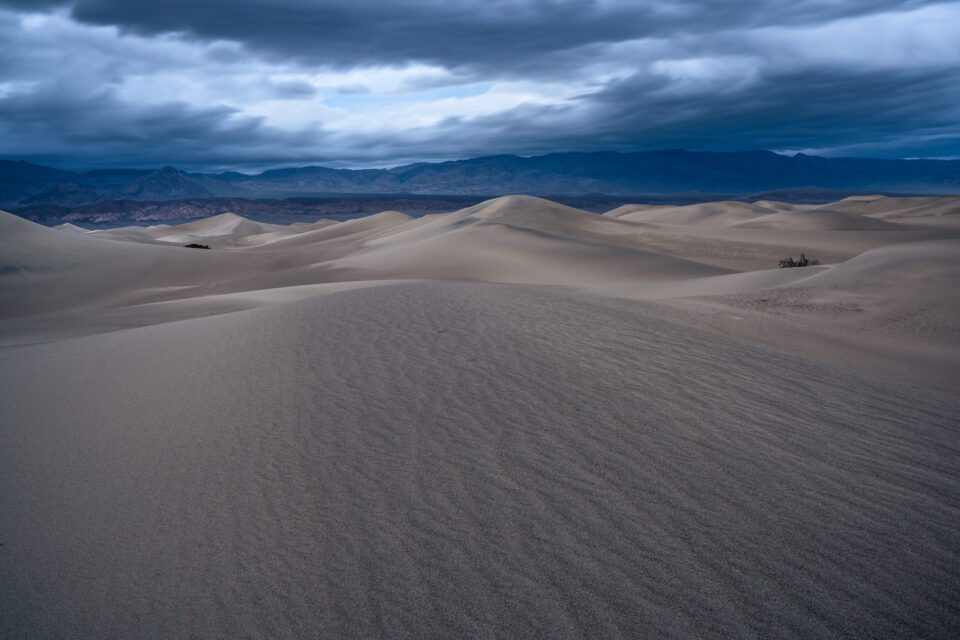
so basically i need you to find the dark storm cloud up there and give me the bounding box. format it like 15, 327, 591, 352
7, 0, 944, 71
327, 66, 960, 162
579, 68, 960, 152
0, 0, 957, 168
0, 86, 317, 168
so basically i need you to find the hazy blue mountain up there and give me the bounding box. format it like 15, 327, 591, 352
20, 181, 102, 207
114, 166, 214, 200
3, 150, 959, 208
0, 160, 75, 205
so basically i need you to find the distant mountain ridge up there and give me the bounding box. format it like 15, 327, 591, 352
3, 150, 960, 207
115, 165, 215, 200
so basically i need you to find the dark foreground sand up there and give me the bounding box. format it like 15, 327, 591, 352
1, 196, 959, 638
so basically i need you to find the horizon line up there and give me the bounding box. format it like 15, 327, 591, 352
5, 148, 960, 176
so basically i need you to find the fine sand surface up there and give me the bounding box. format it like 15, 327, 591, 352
2, 195, 959, 638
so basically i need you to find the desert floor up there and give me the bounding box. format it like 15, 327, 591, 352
2, 195, 959, 638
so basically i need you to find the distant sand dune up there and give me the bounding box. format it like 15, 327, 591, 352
613, 200, 773, 226
822, 194, 960, 218
330, 196, 732, 285
731, 208, 900, 230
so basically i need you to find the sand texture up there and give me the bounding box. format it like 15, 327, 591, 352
2, 195, 959, 638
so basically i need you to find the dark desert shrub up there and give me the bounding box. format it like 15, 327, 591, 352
779, 253, 819, 268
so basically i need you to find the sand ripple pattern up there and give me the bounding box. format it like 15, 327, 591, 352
1, 282, 959, 639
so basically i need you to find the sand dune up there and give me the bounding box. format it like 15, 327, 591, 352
804, 237, 960, 288
609, 221, 960, 271
589, 264, 825, 300
708, 238, 960, 342
53, 222, 90, 233
750, 199, 815, 211
612, 200, 904, 231
1, 212, 259, 317
88, 225, 178, 245
613, 201, 774, 226
331, 196, 731, 284
821, 194, 960, 218
263, 210, 412, 248
731, 208, 901, 230
2, 282, 959, 639
4, 194, 959, 363
84, 214, 298, 247
648, 238, 960, 394
794, 239, 960, 341
152, 211, 281, 240
2, 195, 960, 638
603, 202, 659, 217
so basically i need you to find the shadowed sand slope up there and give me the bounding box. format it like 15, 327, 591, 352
763, 239, 960, 344
1, 282, 959, 639
704, 238, 960, 343
611, 201, 773, 226
820, 195, 960, 218
731, 209, 900, 230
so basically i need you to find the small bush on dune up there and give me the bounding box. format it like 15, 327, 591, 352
184, 243, 211, 249
779, 253, 819, 268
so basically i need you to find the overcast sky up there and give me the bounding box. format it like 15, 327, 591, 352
0, 0, 957, 170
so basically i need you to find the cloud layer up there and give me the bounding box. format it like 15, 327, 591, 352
0, 0, 957, 169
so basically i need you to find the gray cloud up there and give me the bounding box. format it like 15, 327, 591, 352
8, 0, 943, 72
321, 65, 960, 164
0, 0, 957, 168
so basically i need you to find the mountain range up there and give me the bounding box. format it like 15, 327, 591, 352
2, 150, 960, 209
